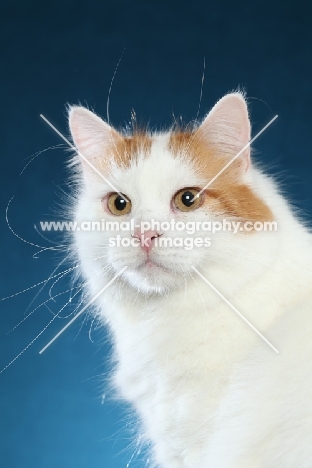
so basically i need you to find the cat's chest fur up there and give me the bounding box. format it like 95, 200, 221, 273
102, 254, 312, 467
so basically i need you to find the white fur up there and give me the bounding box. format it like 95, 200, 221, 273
69, 95, 312, 467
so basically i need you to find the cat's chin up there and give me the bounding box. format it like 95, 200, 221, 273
120, 259, 180, 295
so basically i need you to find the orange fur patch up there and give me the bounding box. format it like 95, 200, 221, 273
95, 131, 152, 171
122, 132, 152, 163
169, 131, 274, 225
203, 186, 274, 223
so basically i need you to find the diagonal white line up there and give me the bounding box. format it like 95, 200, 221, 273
191, 266, 279, 353
39, 266, 128, 354
193, 114, 278, 201
40, 114, 128, 202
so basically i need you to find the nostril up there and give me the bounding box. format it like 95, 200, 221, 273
131, 229, 163, 251
132, 229, 162, 241
145, 231, 159, 242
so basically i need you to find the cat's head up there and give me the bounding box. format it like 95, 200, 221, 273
68, 92, 273, 295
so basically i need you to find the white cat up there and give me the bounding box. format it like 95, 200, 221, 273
68, 92, 312, 467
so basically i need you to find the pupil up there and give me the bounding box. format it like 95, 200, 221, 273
182, 191, 194, 207
114, 196, 126, 211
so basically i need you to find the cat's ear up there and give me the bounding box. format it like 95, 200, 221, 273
197, 92, 251, 174
68, 106, 123, 172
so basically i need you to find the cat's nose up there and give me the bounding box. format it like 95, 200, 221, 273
132, 228, 161, 252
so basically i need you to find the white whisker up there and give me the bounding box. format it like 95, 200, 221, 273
6, 196, 60, 253
20, 144, 65, 175
0, 263, 79, 302
8, 286, 82, 333
0, 285, 83, 375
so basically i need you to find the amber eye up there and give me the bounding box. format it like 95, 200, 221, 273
173, 188, 203, 212
107, 193, 131, 216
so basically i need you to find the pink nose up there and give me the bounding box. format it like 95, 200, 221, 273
132, 229, 160, 252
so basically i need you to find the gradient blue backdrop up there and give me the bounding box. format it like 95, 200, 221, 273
1, 1, 312, 467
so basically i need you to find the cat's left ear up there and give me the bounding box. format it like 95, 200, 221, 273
197, 92, 251, 174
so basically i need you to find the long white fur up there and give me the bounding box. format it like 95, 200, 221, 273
69, 94, 312, 467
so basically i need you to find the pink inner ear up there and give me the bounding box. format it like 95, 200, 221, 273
197, 93, 251, 174
68, 106, 123, 164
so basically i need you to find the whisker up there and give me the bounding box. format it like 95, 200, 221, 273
6, 196, 60, 253
1, 304, 66, 375
88, 315, 98, 343
1, 286, 85, 374
0, 263, 79, 302
20, 144, 65, 175
25, 254, 72, 313
48, 265, 77, 301
107, 49, 125, 125
33, 223, 65, 246
8, 286, 82, 333
72, 261, 114, 339
193, 56, 206, 128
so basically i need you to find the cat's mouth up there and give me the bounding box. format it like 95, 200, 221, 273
139, 257, 169, 272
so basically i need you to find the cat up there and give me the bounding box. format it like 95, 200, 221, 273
68, 92, 312, 467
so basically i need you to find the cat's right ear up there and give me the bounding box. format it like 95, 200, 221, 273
68, 106, 124, 174
196, 92, 251, 176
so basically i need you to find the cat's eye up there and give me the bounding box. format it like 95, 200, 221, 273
107, 193, 132, 216
173, 188, 203, 212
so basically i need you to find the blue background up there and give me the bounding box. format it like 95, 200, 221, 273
1, 1, 312, 467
